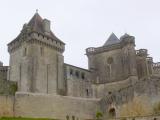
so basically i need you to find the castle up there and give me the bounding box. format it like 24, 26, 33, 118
0, 12, 160, 120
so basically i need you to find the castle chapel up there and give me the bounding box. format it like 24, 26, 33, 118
0, 13, 160, 119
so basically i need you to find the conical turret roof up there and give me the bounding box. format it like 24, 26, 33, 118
28, 13, 43, 32
103, 33, 120, 46
27, 12, 64, 44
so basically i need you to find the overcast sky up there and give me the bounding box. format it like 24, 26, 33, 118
0, 0, 159, 68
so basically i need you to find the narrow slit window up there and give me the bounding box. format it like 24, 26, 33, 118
86, 89, 89, 96
70, 69, 73, 76
23, 48, 27, 56
40, 47, 44, 56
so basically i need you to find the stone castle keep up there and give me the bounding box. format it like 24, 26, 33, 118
0, 13, 160, 119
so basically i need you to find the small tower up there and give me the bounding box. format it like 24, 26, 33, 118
8, 13, 66, 94
136, 49, 153, 79
86, 33, 137, 84
120, 33, 137, 77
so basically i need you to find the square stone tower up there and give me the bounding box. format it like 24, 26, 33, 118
8, 13, 66, 94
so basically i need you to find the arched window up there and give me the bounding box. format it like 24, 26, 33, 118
81, 73, 85, 80
72, 116, 75, 120
70, 69, 73, 76
66, 115, 69, 120
75, 71, 79, 78
109, 108, 116, 118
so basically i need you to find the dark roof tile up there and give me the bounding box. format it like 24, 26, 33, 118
103, 33, 120, 46
27, 13, 64, 44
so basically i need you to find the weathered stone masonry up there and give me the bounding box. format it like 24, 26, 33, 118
0, 12, 160, 120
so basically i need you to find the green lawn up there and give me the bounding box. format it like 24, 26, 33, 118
0, 117, 57, 120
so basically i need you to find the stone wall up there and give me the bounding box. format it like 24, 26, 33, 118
99, 76, 160, 118
0, 76, 160, 119
92, 76, 137, 98
88, 48, 125, 83
67, 79, 93, 98
64, 64, 92, 97
0, 95, 14, 117
14, 92, 99, 120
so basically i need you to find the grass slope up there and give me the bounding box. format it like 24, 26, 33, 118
0, 117, 57, 120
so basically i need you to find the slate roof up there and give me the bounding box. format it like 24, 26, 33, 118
27, 13, 64, 44
103, 33, 120, 46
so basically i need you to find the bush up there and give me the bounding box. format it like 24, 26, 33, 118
153, 102, 160, 115
96, 111, 103, 120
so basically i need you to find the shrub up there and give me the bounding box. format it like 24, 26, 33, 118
96, 111, 103, 120
153, 102, 160, 115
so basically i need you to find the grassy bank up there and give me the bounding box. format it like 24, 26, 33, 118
0, 117, 57, 120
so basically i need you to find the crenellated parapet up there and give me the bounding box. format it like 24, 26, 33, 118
86, 44, 120, 55
146, 57, 153, 62
8, 28, 65, 53
8, 25, 32, 53
86, 34, 135, 56
30, 32, 64, 52
136, 49, 148, 57
86, 44, 122, 55
153, 62, 160, 75
153, 62, 160, 67
0, 65, 8, 81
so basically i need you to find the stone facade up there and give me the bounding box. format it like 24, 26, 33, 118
0, 13, 160, 119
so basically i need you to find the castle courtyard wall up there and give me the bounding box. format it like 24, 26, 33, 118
1, 76, 160, 119
14, 92, 100, 120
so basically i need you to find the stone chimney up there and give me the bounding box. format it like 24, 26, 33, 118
0, 61, 3, 66
42, 19, 51, 35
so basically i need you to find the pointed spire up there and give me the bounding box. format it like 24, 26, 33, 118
36, 9, 38, 13
103, 33, 120, 46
